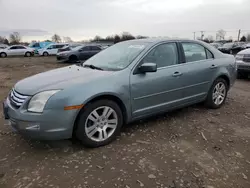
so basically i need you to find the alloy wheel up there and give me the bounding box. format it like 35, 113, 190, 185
212, 82, 226, 105
85, 106, 118, 142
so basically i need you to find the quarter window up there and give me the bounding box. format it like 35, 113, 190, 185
143, 43, 178, 68
182, 43, 209, 62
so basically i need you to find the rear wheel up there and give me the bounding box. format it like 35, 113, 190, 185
205, 78, 228, 109
25, 52, 31, 57
75, 100, 123, 148
0, 52, 7, 58
43, 52, 49, 56
69, 55, 78, 63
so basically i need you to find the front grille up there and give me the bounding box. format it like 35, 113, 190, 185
243, 55, 250, 63
9, 89, 28, 109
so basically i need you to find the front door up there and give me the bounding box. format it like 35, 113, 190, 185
7, 46, 18, 56
130, 42, 185, 118
79, 46, 91, 60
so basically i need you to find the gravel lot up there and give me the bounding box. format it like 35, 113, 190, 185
0, 57, 250, 188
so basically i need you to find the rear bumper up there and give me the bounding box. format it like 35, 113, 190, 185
3, 98, 77, 140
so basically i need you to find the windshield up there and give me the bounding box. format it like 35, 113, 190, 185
72, 45, 84, 51
223, 43, 234, 48
83, 41, 148, 70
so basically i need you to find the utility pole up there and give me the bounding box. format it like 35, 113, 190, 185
237, 29, 241, 41
193, 32, 196, 40
200, 31, 204, 40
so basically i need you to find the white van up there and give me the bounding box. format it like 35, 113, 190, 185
38, 43, 69, 56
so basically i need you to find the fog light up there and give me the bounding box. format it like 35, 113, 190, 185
25, 124, 40, 130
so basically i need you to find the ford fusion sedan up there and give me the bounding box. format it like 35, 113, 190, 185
3, 39, 237, 147
57, 45, 102, 63
0, 45, 35, 58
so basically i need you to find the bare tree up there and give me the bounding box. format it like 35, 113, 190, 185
63, 36, 73, 43
207, 35, 214, 42
9, 32, 21, 44
216, 29, 226, 40
240, 36, 246, 42
52, 34, 61, 43
93, 35, 102, 41
0, 36, 5, 43
121, 32, 135, 41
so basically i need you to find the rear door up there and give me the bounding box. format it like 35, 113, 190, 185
79, 46, 91, 60
90, 46, 101, 57
16, 46, 27, 55
178, 42, 217, 103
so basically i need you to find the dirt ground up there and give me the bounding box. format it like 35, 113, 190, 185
0, 57, 249, 188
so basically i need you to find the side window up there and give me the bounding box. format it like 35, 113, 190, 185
48, 45, 54, 49
57, 45, 65, 49
17, 46, 26, 49
143, 43, 178, 68
81, 46, 91, 51
9, 46, 17, 50
33, 43, 40, 48
206, 49, 214, 59
182, 43, 207, 62
91, 46, 101, 51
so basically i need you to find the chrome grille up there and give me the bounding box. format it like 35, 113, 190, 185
9, 89, 28, 108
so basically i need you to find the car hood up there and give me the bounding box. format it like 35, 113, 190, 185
15, 65, 114, 95
237, 48, 250, 55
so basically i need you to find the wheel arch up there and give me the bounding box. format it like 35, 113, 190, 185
72, 94, 128, 135
216, 74, 230, 88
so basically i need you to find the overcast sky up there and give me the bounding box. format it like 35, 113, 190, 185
0, 0, 250, 42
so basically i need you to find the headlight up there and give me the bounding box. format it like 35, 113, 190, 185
28, 90, 60, 113
235, 54, 244, 62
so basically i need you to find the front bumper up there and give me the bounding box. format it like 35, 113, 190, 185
57, 55, 69, 62
237, 62, 250, 72
3, 97, 76, 140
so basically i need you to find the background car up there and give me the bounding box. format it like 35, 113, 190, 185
236, 48, 250, 78
218, 42, 244, 54
28, 41, 54, 54
57, 43, 82, 53
38, 43, 69, 56
0, 44, 8, 49
210, 42, 223, 49
57, 45, 102, 63
0, 45, 34, 58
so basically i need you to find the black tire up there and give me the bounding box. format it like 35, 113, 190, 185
43, 52, 49, 56
25, 52, 31, 57
205, 78, 228, 109
75, 100, 123, 148
69, 55, 79, 63
0, 52, 7, 58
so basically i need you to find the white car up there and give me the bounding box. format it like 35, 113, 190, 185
0, 45, 35, 58
236, 48, 250, 78
38, 43, 69, 56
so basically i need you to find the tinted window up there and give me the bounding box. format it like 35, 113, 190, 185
55, 45, 64, 49
9, 46, 17, 50
182, 43, 207, 62
206, 49, 214, 59
81, 46, 91, 51
17, 46, 26, 49
143, 43, 178, 68
91, 46, 101, 51
33, 43, 40, 47
48, 45, 55, 49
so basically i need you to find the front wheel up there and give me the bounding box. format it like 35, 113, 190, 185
205, 78, 228, 109
0, 52, 7, 58
25, 52, 31, 57
75, 100, 123, 148
43, 52, 49, 56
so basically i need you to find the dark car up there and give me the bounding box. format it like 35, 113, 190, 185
57, 45, 102, 63
57, 43, 82, 53
218, 42, 245, 55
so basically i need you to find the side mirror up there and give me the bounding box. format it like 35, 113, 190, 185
139, 63, 157, 73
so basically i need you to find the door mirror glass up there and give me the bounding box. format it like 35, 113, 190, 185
139, 63, 157, 73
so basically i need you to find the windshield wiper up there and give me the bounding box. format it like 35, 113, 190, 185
83, 64, 103, 70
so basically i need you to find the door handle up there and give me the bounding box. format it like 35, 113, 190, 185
210, 64, 217, 69
172, 72, 183, 77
